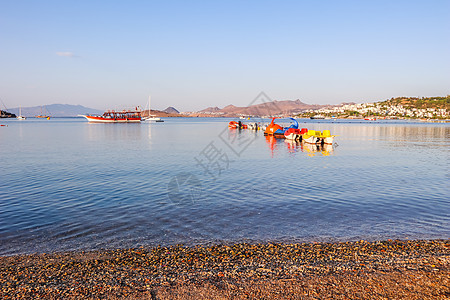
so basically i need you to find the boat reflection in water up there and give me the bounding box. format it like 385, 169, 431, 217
297, 140, 334, 156
265, 135, 281, 157
266, 135, 334, 157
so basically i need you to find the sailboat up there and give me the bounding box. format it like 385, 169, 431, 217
142, 96, 164, 122
16, 106, 26, 120
35, 106, 50, 119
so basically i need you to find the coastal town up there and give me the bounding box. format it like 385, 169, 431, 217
188, 96, 450, 120
297, 96, 449, 120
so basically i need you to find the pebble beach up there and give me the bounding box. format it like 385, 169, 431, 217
1, 239, 448, 299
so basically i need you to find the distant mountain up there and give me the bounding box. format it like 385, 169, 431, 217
192, 99, 330, 117
141, 109, 185, 118
163, 106, 180, 114
9, 104, 103, 117
199, 106, 221, 113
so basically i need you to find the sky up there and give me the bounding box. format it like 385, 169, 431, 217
1, 0, 449, 111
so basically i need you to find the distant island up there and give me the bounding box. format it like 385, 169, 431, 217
163, 106, 180, 114
6, 104, 184, 118
8, 104, 103, 118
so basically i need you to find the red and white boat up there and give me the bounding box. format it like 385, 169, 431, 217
81, 110, 142, 123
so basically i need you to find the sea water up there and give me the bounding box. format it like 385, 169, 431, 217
0, 118, 448, 255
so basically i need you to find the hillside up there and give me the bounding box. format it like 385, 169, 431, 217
195, 99, 328, 117
377, 96, 450, 110
141, 109, 184, 118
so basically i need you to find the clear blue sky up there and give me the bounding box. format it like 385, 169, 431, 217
1, 0, 449, 111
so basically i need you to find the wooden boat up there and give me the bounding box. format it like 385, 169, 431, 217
35, 106, 50, 119
81, 110, 142, 123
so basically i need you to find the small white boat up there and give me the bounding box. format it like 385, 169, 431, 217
142, 96, 164, 122
143, 116, 163, 122
16, 106, 26, 120
284, 131, 299, 140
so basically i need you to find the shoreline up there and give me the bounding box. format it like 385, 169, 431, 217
1, 239, 448, 299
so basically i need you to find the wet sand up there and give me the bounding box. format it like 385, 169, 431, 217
1, 240, 448, 299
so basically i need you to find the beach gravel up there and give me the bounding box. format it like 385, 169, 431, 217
0, 239, 448, 299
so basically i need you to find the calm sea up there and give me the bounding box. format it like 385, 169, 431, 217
0, 117, 449, 255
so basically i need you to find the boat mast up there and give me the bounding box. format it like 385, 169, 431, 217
148, 95, 151, 117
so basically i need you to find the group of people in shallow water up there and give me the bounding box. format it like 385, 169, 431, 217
228, 120, 262, 130
228, 120, 250, 129
240, 120, 261, 130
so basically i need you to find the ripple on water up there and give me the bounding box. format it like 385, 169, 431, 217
0, 119, 449, 255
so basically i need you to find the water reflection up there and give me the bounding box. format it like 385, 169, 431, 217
1, 118, 449, 255
265, 135, 334, 157
86, 123, 143, 141
144, 122, 153, 145
265, 135, 282, 157
300, 142, 334, 156
307, 123, 448, 141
